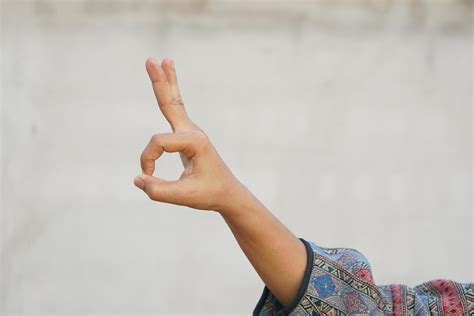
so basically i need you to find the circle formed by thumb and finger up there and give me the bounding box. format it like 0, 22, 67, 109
140, 131, 208, 176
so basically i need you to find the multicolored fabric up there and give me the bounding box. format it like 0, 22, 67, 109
253, 238, 473, 316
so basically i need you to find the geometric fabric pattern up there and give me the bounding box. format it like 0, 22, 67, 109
253, 238, 473, 316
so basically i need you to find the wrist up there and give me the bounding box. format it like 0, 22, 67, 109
215, 180, 259, 218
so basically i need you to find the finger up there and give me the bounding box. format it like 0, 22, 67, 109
140, 131, 203, 175
145, 57, 172, 108
134, 174, 191, 205
145, 57, 191, 131
161, 57, 182, 100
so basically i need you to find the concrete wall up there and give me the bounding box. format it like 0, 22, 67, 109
1, 0, 472, 315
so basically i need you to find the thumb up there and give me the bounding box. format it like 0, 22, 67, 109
134, 174, 189, 205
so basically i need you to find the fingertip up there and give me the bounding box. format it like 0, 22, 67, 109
146, 56, 158, 68
146, 56, 166, 81
134, 176, 145, 190
161, 57, 174, 69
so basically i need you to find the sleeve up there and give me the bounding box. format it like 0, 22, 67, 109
252, 238, 389, 316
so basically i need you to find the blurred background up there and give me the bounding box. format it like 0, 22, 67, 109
1, 0, 472, 315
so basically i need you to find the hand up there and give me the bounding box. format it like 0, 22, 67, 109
134, 57, 244, 212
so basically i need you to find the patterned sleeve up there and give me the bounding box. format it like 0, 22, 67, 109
252, 238, 474, 315
252, 238, 389, 316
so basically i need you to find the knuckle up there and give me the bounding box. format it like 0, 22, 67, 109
147, 187, 160, 201
192, 130, 209, 148
150, 133, 162, 145
170, 95, 184, 107
148, 194, 159, 202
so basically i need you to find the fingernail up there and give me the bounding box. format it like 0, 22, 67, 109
134, 176, 145, 190
170, 59, 174, 68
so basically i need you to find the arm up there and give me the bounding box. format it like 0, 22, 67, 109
134, 57, 307, 306
219, 185, 307, 305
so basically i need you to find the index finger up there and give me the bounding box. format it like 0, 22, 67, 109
145, 57, 192, 131
140, 132, 199, 175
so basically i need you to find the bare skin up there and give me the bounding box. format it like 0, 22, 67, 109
134, 57, 307, 306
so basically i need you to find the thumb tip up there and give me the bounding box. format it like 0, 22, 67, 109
134, 176, 145, 190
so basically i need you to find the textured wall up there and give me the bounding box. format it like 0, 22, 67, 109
1, 0, 472, 315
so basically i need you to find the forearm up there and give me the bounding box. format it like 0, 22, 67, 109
217, 183, 307, 306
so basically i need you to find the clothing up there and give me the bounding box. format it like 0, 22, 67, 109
253, 238, 473, 316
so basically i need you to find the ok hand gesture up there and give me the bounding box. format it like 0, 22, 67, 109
134, 57, 243, 212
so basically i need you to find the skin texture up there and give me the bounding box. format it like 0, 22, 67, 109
134, 57, 307, 306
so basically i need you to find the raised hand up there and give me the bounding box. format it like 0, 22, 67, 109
134, 57, 243, 212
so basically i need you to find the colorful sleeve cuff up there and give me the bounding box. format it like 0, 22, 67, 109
252, 238, 473, 315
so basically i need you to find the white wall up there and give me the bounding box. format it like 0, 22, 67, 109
1, 0, 472, 315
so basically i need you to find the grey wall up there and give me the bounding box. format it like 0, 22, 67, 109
1, 0, 472, 315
